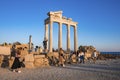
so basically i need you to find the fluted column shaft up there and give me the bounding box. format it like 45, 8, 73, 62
67, 24, 70, 52
45, 24, 48, 49
45, 24, 48, 40
29, 35, 32, 52
49, 21, 53, 52
58, 23, 62, 51
74, 26, 78, 52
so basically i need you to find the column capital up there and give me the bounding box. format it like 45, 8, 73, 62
44, 23, 49, 25
66, 24, 70, 27
58, 22, 62, 25
49, 20, 53, 24
74, 25, 77, 28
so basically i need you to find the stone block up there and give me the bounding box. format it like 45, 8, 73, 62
33, 52, 39, 55
0, 46, 10, 55
0, 55, 3, 62
0, 55, 3, 66
20, 50, 28, 57
34, 59, 43, 67
24, 54, 34, 62
34, 55, 45, 59
9, 57, 15, 68
34, 58, 49, 67
34, 58, 43, 63
24, 62, 34, 68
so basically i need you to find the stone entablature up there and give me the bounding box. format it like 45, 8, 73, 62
45, 11, 77, 27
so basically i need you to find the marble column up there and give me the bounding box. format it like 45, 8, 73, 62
67, 24, 70, 52
58, 23, 62, 51
49, 21, 53, 52
29, 35, 32, 53
45, 24, 48, 41
74, 26, 78, 52
44, 24, 48, 50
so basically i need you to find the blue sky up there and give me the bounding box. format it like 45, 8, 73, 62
0, 0, 120, 51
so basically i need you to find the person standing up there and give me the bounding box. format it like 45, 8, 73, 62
93, 50, 97, 64
11, 49, 22, 73
43, 38, 48, 50
78, 51, 85, 64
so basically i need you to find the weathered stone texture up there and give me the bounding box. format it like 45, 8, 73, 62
24, 54, 34, 62
0, 55, 3, 66
34, 55, 49, 67
0, 46, 10, 55
24, 62, 34, 68
9, 57, 15, 68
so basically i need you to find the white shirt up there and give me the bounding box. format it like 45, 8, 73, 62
78, 52, 84, 57
94, 52, 97, 57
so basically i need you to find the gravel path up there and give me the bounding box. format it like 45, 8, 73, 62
0, 59, 120, 80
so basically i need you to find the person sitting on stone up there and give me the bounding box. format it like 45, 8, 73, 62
93, 50, 97, 64
59, 48, 65, 67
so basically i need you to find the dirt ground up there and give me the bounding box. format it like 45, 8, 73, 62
0, 59, 120, 80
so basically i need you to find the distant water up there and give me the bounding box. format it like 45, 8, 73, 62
101, 52, 120, 56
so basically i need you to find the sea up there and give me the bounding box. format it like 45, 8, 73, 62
100, 52, 120, 56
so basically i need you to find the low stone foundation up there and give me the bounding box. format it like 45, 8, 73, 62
23, 54, 49, 68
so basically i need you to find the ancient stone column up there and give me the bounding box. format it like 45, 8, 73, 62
67, 24, 70, 52
44, 24, 48, 41
74, 26, 78, 52
44, 24, 48, 50
58, 23, 62, 51
49, 21, 53, 52
29, 35, 32, 53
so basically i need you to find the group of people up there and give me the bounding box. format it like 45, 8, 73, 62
58, 48, 98, 67
78, 50, 97, 64
58, 48, 97, 67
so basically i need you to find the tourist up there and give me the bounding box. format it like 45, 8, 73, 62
11, 49, 22, 73
59, 48, 65, 67
93, 50, 97, 63
78, 51, 85, 63
43, 38, 48, 50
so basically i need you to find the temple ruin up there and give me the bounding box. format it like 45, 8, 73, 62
44, 11, 78, 52
0, 11, 80, 68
